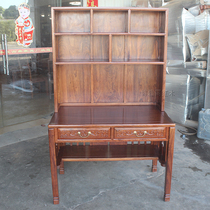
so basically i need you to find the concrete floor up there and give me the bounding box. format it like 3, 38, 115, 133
0, 124, 210, 210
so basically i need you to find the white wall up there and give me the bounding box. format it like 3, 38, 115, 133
83, 0, 132, 7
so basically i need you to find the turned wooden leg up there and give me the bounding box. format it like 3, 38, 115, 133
49, 128, 59, 204
152, 159, 157, 172
59, 160, 65, 174
164, 127, 175, 202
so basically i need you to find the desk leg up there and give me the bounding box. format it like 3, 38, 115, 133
152, 159, 157, 172
49, 128, 59, 204
164, 127, 175, 201
59, 160, 65, 174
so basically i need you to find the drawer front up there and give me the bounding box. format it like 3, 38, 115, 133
114, 127, 167, 139
58, 128, 111, 139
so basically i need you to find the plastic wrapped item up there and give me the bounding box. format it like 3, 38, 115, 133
162, 0, 199, 34
162, 1, 210, 62
205, 78, 210, 109
131, 0, 163, 8
200, 0, 210, 5
204, 28, 210, 109
197, 109, 210, 140
167, 67, 206, 77
167, 34, 191, 61
165, 74, 203, 125
195, 10, 210, 32
188, 5, 200, 15
163, 0, 207, 127
167, 60, 207, 69
149, 0, 163, 7
131, 0, 151, 7
186, 30, 209, 61
182, 8, 196, 34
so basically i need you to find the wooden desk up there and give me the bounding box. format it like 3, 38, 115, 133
48, 7, 175, 204
49, 106, 175, 204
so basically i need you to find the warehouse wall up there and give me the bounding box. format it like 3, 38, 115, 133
83, 0, 133, 7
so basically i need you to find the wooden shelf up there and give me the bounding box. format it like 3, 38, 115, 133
55, 62, 164, 65
54, 7, 166, 34
57, 144, 159, 162
55, 60, 164, 65
52, 7, 168, 11
54, 32, 166, 36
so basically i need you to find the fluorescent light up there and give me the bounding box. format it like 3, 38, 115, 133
69, 2, 81, 5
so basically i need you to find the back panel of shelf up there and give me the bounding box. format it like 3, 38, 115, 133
130, 10, 165, 33
55, 34, 164, 63
56, 65, 91, 103
53, 8, 166, 33
126, 65, 162, 103
54, 10, 90, 33
93, 65, 124, 103
93, 10, 128, 33
56, 64, 163, 106
55, 35, 109, 62
112, 35, 164, 62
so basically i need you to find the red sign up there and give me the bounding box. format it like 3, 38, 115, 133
87, 0, 98, 7
17, 25, 24, 45
15, 3, 34, 47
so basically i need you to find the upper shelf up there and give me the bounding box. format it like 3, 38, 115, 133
53, 8, 167, 34
55, 34, 165, 64
55, 60, 165, 65
54, 32, 166, 36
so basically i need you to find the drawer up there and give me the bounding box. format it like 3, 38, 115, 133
57, 128, 111, 139
114, 127, 167, 139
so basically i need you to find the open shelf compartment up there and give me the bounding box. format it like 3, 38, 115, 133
93, 10, 128, 33
54, 10, 91, 33
55, 64, 163, 105
130, 10, 166, 33
112, 35, 164, 62
55, 35, 109, 62
57, 144, 160, 162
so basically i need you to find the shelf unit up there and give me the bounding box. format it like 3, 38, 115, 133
52, 7, 167, 111
49, 7, 175, 205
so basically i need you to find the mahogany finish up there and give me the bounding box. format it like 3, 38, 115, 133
49, 7, 175, 205
49, 105, 174, 126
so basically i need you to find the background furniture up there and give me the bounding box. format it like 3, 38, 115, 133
48, 7, 175, 204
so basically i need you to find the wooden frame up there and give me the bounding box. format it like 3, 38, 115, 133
48, 7, 175, 204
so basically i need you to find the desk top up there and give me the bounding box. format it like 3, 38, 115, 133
49, 105, 175, 127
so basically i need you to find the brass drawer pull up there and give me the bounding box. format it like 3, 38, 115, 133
77, 131, 92, 138
133, 131, 147, 137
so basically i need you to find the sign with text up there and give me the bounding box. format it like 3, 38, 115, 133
15, 3, 34, 47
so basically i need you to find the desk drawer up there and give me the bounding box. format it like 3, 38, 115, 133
58, 128, 111, 139
114, 127, 167, 139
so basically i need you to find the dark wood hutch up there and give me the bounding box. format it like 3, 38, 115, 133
48, 7, 175, 204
